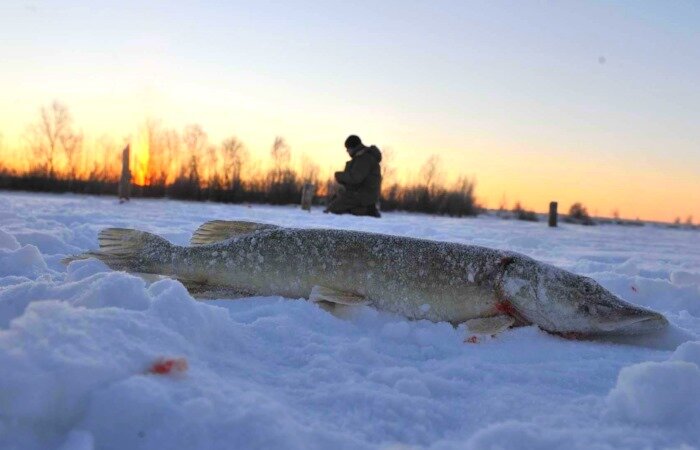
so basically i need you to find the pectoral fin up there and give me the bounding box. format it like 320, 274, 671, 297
309, 285, 369, 306
190, 220, 280, 246
465, 315, 515, 336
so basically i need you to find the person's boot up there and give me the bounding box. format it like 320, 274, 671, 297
350, 205, 381, 218
350, 206, 369, 216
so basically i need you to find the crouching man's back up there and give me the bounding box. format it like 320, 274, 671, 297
325, 135, 382, 217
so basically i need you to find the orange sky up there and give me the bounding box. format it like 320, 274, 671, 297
1, 105, 697, 223
1, 2, 699, 223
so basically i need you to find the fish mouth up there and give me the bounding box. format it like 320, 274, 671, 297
598, 312, 668, 334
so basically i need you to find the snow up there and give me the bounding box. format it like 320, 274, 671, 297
606, 360, 700, 428
0, 191, 699, 450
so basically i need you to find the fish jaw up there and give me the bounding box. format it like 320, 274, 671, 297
596, 309, 669, 335
501, 259, 670, 337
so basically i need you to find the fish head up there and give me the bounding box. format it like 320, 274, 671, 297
501, 258, 668, 336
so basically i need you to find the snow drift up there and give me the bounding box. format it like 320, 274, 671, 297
0, 192, 698, 450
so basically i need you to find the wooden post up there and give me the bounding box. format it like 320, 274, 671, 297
118, 145, 131, 203
548, 201, 558, 227
301, 183, 315, 211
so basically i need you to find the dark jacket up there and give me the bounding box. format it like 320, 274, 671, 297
334, 145, 382, 206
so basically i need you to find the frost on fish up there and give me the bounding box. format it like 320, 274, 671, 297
74, 224, 668, 336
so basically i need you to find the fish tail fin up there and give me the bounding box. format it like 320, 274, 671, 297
62, 228, 174, 273
61, 253, 93, 265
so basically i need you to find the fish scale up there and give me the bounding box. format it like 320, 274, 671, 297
65, 222, 668, 337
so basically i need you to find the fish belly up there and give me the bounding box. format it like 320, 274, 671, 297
173, 228, 502, 323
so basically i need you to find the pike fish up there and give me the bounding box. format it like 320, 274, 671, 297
67, 220, 668, 338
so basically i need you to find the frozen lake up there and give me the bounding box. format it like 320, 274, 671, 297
1, 191, 698, 449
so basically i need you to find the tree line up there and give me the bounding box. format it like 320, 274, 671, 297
0, 102, 479, 217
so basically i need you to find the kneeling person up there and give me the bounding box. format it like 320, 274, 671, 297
325, 135, 382, 217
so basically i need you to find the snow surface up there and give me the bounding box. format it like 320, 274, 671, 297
0, 191, 699, 450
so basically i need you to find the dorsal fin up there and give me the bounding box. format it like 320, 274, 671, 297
190, 220, 279, 246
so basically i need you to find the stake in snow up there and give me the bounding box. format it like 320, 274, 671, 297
66, 220, 668, 338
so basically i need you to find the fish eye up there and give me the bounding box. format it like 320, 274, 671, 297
578, 303, 596, 314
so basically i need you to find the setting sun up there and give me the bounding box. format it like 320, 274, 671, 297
0, 2, 698, 223
1, 3, 699, 449
130, 127, 150, 187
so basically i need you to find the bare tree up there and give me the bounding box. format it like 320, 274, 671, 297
266, 136, 298, 204
161, 129, 181, 184
454, 176, 476, 198
141, 120, 166, 186
205, 144, 219, 185
61, 127, 83, 180
498, 193, 508, 212
221, 136, 247, 189
445, 176, 478, 217
182, 125, 207, 184
270, 136, 291, 184
420, 154, 443, 194
89, 135, 118, 181
567, 202, 594, 226
299, 153, 319, 184
24, 101, 82, 178
380, 147, 396, 187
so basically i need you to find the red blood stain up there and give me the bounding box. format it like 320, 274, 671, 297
465, 335, 479, 344
631, 285, 638, 293
495, 301, 516, 316
148, 357, 188, 375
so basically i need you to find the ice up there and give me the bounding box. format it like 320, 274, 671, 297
0, 228, 20, 250
671, 341, 700, 366
672, 270, 700, 287
605, 360, 700, 432
0, 243, 48, 278
14, 230, 82, 255
0, 191, 699, 449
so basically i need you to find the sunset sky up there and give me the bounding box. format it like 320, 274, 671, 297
1, 1, 699, 222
